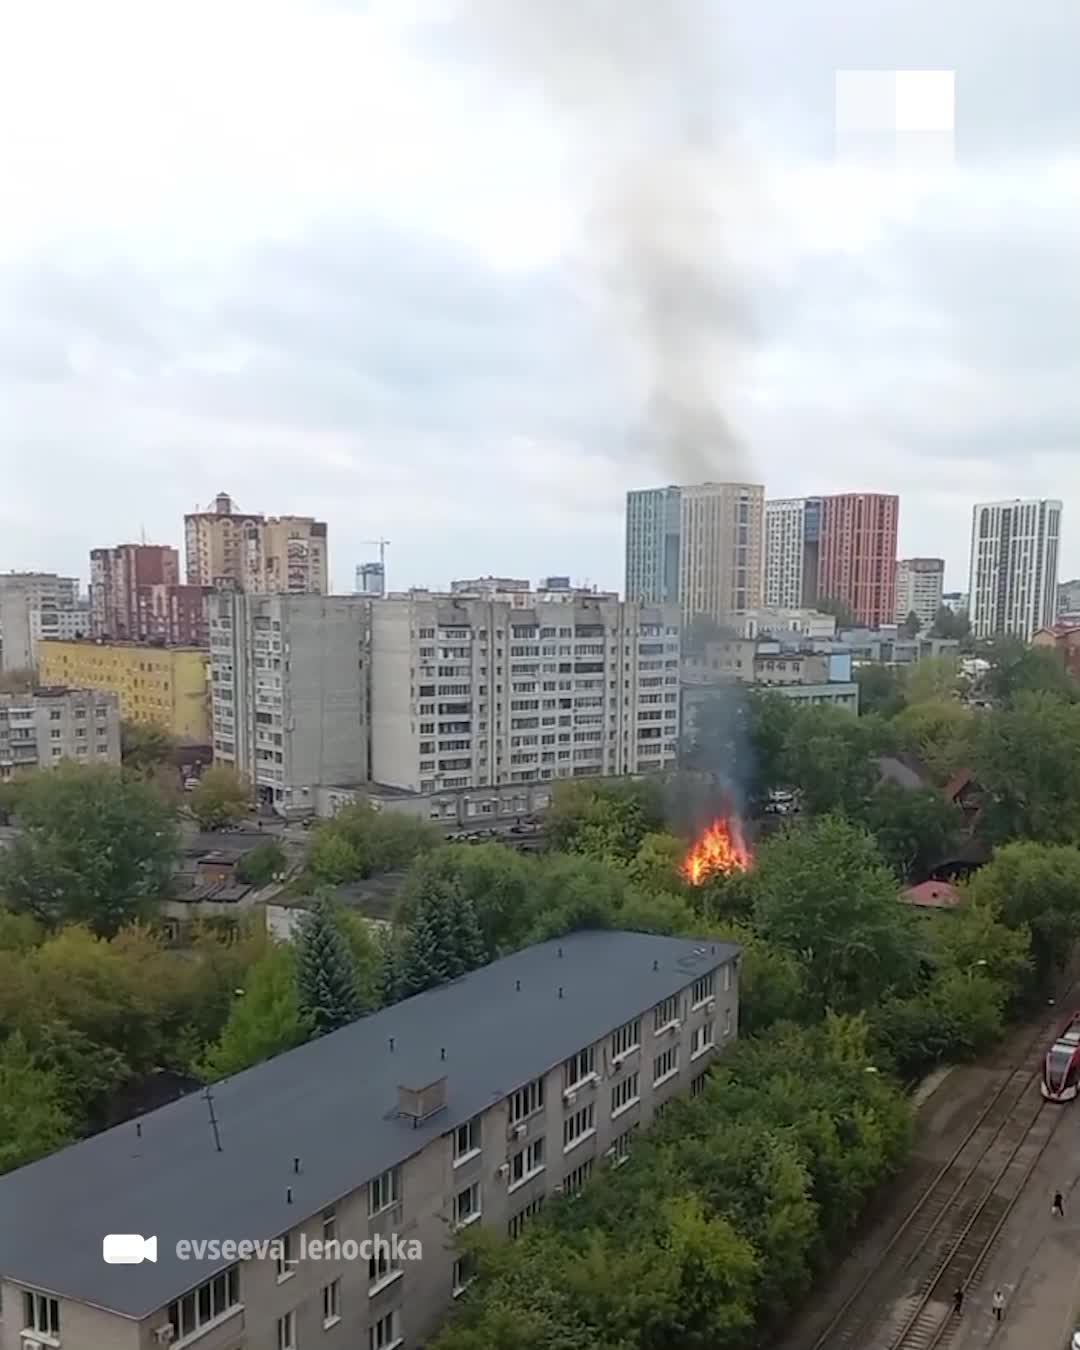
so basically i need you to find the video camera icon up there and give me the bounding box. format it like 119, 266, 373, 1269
103, 1234, 158, 1265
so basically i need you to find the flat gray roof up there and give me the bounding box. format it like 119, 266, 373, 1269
0, 930, 737, 1320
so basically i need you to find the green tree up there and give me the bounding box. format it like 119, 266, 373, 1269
236, 840, 288, 887
855, 665, 906, 719
892, 698, 976, 786
930, 606, 971, 641
0, 763, 178, 935
199, 943, 309, 1080
972, 692, 1080, 843
817, 596, 857, 627
898, 609, 922, 640
305, 802, 439, 882
902, 654, 961, 705
966, 841, 1080, 990
307, 830, 361, 885
545, 779, 666, 863
781, 704, 878, 816
620, 831, 686, 895
983, 637, 1077, 705
0, 1032, 73, 1173
334, 908, 385, 1011
120, 720, 177, 776
857, 782, 961, 880
752, 815, 921, 1013
396, 844, 537, 958
295, 895, 361, 1034
189, 765, 251, 830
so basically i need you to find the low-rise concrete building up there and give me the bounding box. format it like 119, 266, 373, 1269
0, 686, 120, 779
0, 930, 740, 1350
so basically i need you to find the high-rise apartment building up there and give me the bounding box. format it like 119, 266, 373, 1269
0, 572, 83, 672
968, 498, 1062, 641
0, 931, 739, 1350
88, 544, 210, 645
0, 687, 120, 780
625, 482, 765, 622
895, 558, 945, 630
39, 640, 210, 743
817, 493, 899, 627
209, 593, 368, 813
371, 594, 681, 794
185, 492, 328, 594
764, 498, 822, 609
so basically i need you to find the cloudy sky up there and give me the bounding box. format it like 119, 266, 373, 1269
2, 0, 1078, 595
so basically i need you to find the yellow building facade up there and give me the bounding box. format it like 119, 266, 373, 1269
38, 640, 210, 743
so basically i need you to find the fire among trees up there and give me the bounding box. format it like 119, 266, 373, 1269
680, 816, 752, 884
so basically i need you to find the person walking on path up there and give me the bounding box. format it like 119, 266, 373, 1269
1053, 1190, 1066, 1217
953, 1284, 964, 1316
992, 1289, 1005, 1322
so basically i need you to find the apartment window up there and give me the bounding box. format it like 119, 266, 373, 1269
691, 1070, 709, 1098
48, 709, 61, 721
452, 1252, 477, 1296
322, 1207, 337, 1243
691, 1021, 715, 1059
691, 973, 715, 1008
508, 1194, 546, 1239
277, 1310, 297, 1350
653, 994, 681, 1034
369, 1165, 399, 1216
563, 1157, 594, 1197
611, 1017, 641, 1059
724, 1008, 734, 1037
166, 1267, 240, 1340
368, 1245, 403, 1293
276, 1231, 297, 1280
562, 1103, 595, 1152
454, 1115, 481, 1164
369, 1309, 402, 1350
723, 962, 732, 992
563, 1046, 595, 1090
611, 1124, 638, 1166
611, 1071, 640, 1118
455, 1180, 482, 1226
654, 1045, 679, 1086
23, 1290, 60, 1339
508, 1075, 545, 1125
509, 1137, 545, 1189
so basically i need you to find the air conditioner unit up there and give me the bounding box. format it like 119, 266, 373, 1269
154, 1327, 177, 1347
497, 1162, 510, 1178
563, 1087, 577, 1105
669, 1019, 682, 1034
513, 1123, 527, 1140
706, 999, 716, 1013
611, 1053, 625, 1070
553, 1183, 565, 1194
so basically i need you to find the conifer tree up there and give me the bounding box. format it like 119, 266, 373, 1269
295, 895, 361, 1035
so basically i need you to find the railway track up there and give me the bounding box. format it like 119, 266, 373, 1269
807, 992, 1076, 1350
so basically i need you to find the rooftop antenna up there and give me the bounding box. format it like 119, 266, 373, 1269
203, 1085, 223, 1153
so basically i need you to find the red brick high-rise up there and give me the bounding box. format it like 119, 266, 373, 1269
817, 493, 899, 627
89, 544, 211, 645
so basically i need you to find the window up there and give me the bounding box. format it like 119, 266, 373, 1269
653, 995, 680, 1033
509, 1137, 545, 1188
368, 1244, 403, 1293
563, 1157, 594, 1196
563, 1045, 595, 1090
611, 1125, 637, 1166
369, 1165, 399, 1215
276, 1231, 297, 1280
166, 1267, 240, 1340
322, 1277, 341, 1327
611, 1017, 641, 1060
691, 1069, 709, 1098
724, 1008, 734, 1037
508, 1194, 546, 1239
654, 1045, 679, 1086
508, 1075, 545, 1125
611, 1071, 640, 1118
322, 1207, 337, 1243
23, 1290, 60, 1339
691, 1022, 715, 1059
453, 1252, 477, 1296
277, 1310, 297, 1350
562, 1103, 595, 1152
692, 973, 715, 1007
455, 1180, 481, 1226
370, 1309, 401, 1350
454, 1115, 481, 1163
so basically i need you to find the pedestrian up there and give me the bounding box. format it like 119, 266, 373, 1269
953, 1284, 964, 1316
1053, 1190, 1065, 1217
992, 1289, 1005, 1322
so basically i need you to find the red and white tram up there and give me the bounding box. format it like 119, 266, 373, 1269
1042, 1011, 1080, 1101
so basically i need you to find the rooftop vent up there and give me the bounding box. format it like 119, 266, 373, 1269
397, 1076, 448, 1128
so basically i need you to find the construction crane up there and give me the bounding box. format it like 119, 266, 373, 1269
359, 538, 390, 569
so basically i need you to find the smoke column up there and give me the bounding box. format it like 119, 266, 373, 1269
445, 0, 770, 483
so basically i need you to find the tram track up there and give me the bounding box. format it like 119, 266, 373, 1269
807, 988, 1078, 1350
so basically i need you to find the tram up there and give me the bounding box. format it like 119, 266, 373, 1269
1042, 1011, 1080, 1101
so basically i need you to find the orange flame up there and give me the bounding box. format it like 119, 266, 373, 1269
681, 816, 751, 885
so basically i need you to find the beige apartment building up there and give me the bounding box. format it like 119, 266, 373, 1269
185, 493, 328, 595
370, 593, 681, 794
0, 930, 740, 1350
0, 687, 120, 780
